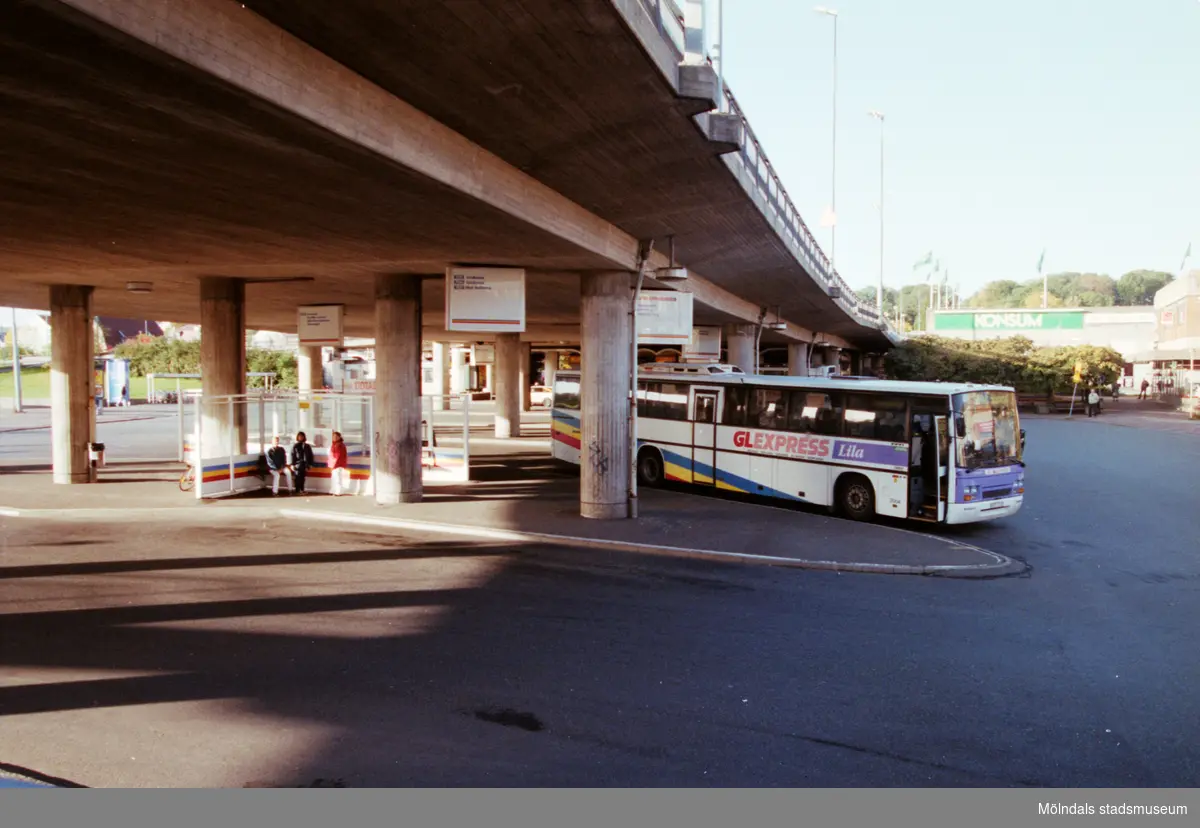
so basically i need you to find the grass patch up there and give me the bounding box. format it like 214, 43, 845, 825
0, 368, 202, 401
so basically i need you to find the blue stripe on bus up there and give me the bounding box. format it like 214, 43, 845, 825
653, 445, 804, 502
554, 411, 581, 427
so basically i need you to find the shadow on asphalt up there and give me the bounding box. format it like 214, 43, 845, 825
0, 523, 820, 787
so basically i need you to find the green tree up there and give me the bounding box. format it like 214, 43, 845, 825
1115, 270, 1173, 305
114, 337, 201, 376
883, 334, 1121, 395
247, 348, 298, 389
968, 280, 1026, 308
898, 284, 934, 331
854, 286, 900, 321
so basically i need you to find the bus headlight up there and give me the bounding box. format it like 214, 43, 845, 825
963, 485, 979, 501
1015, 476, 1025, 494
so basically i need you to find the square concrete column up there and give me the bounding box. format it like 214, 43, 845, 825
429, 341, 447, 411
494, 333, 521, 438
580, 271, 631, 519
519, 342, 532, 412
49, 284, 95, 484
787, 342, 810, 376
724, 323, 757, 374
374, 274, 423, 504
450, 346, 468, 395
200, 277, 247, 454
298, 345, 323, 392
544, 349, 559, 390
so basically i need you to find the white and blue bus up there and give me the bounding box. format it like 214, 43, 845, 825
551, 364, 1025, 524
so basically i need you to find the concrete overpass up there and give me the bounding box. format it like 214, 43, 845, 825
0, 0, 898, 517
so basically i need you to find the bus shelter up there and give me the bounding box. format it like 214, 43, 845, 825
183, 391, 471, 499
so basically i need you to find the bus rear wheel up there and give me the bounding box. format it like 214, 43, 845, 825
837, 475, 875, 522
637, 448, 665, 487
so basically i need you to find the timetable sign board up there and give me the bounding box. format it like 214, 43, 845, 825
445, 267, 526, 332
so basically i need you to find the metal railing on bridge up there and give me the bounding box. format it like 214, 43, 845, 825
632, 0, 893, 338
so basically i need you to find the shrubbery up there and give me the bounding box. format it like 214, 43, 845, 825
113, 337, 298, 389
885, 335, 1123, 395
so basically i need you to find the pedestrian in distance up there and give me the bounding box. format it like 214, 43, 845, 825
290, 431, 314, 494
265, 435, 293, 495
1086, 387, 1100, 418
1139, 378, 1149, 400
328, 430, 349, 496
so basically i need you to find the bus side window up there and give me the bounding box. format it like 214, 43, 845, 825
657, 382, 689, 421
845, 394, 907, 441
723, 387, 748, 425
812, 393, 845, 436
751, 388, 788, 430
638, 382, 661, 418
788, 391, 828, 433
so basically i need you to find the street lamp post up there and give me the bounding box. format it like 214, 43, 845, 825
815, 7, 838, 270
868, 110, 884, 315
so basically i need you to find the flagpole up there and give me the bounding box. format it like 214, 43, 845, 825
1040, 248, 1047, 309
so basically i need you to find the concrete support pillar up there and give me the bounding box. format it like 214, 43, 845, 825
200, 277, 247, 454
519, 342, 532, 412
824, 347, 842, 372
494, 333, 521, 438
429, 341, 447, 411
580, 271, 631, 520
450, 346, 468, 396
724, 324, 757, 373
787, 342, 810, 377
298, 345, 323, 392
544, 349, 559, 390
296, 344, 322, 434
49, 284, 95, 484
374, 274, 423, 504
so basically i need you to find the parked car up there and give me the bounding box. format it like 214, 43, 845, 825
530, 385, 552, 407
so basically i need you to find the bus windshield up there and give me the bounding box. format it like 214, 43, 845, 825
953, 390, 1021, 469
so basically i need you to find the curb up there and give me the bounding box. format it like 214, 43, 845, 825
278, 508, 1025, 579
0, 503, 1026, 579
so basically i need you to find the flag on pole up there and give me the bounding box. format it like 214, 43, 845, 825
913, 250, 934, 271
1182, 242, 1193, 274
1037, 248, 1046, 273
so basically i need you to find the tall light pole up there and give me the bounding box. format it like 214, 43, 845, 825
815, 7, 838, 270
717, 0, 725, 112
868, 110, 884, 315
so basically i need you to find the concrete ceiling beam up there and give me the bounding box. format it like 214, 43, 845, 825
51, 0, 642, 272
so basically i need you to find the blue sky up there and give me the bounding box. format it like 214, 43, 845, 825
717, 0, 1199, 297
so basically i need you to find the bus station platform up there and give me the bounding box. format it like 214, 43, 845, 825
0, 454, 1024, 579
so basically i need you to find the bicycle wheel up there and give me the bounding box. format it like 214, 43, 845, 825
179, 465, 196, 492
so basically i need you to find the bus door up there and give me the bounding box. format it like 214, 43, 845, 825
691, 388, 722, 486
934, 414, 951, 522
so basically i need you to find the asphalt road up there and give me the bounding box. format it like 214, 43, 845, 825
0, 417, 1197, 787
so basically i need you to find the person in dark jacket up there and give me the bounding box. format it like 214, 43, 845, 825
265, 435, 293, 495
290, 431, 314, 494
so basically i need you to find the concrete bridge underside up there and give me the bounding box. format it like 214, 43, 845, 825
0, 0, 889, 515
1, 0, 885, 351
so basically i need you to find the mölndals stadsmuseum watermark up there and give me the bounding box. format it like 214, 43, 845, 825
1040, 801, 1188, 816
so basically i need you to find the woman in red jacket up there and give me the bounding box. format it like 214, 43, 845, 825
328, 431, 350, 496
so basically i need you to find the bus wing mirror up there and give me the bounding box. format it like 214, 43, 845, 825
1020, 428, 1026, 452
954, 414, 966, 438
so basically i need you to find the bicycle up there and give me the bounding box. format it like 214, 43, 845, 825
179, 463, 196, 492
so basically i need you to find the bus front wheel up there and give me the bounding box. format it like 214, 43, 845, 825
637, 448, 665, 488
837, 474, 875, 522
